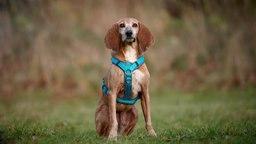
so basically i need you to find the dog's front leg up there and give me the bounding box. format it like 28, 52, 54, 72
108, 91, 118, 140
141, 88, 157, 136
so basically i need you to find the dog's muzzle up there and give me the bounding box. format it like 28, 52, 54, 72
125, 30, 135, 42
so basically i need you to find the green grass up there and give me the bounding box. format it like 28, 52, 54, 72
0, 88, 256, 143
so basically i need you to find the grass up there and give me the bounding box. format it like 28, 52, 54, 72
0, 87, 256, 143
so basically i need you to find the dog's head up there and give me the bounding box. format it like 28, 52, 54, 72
104, 18, 154, 52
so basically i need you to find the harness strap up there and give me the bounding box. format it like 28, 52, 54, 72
111, 56, 144, 72
102, 80, 108, 95
111, 56, 144, 100
102, 80, 141, 105
102, 56, 145, 105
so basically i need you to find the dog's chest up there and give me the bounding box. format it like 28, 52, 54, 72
123, 45, 143, 95
124, 46, 137, 63
131, 69, 144, 95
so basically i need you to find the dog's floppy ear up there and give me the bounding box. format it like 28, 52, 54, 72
138, 22, 154, 52
104, 23, 120, 51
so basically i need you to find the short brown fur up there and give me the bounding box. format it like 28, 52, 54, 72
95, 18, 156, 140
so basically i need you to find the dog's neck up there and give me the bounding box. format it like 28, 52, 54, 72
111, 42, 140, 63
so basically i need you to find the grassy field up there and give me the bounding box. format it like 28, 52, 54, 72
0, 87, 256, 144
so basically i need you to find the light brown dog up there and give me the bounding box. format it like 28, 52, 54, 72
95, 18, 156, 140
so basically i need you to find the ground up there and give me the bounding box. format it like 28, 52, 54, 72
0, 87, 255, 143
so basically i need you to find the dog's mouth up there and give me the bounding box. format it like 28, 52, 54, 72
125, 37, 136, 43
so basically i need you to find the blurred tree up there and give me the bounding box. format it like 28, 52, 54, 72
0, 0, 255, 97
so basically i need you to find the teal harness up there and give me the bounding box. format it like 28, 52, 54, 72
102, 56, 145, 105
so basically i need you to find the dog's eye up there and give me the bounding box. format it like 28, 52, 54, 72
119, 23, 125, 28
132, 23, 138, 28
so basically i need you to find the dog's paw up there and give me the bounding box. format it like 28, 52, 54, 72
108, 135, 117, 141
146, 125, 157, 137
147, 129, 157, 137
108, 129, 118, 141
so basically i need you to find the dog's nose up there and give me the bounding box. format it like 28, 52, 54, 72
125, 30, 133, 37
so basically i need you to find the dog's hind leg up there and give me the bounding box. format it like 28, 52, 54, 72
95, 104, 109, 137
118, 107, 138, 136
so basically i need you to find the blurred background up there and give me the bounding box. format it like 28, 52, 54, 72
1, 0, 256, 98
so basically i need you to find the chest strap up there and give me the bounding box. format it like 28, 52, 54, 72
102, 56, 145, 105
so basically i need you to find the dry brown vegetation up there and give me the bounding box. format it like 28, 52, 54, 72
1, 0, 256, 97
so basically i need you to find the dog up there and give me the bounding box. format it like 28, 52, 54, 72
95, 18, 156, 140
